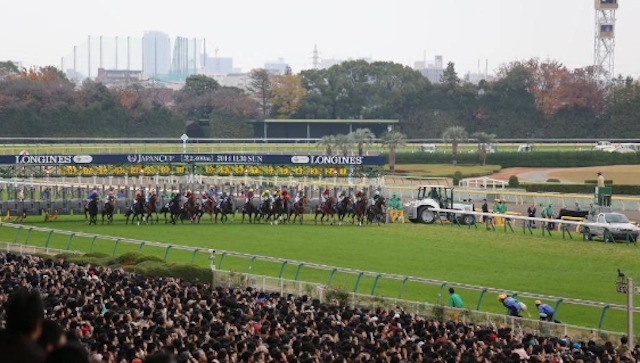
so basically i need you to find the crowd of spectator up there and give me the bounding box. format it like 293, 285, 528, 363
0, 251, 638, 363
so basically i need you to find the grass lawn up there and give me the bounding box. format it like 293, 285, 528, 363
387, 164, 501, 178
1, 216, 639, 333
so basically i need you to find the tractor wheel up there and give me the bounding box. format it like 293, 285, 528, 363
417, 207, 436, 224
462, 215, 475, 225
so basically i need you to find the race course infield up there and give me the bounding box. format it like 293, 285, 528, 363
2, 216, 640, 333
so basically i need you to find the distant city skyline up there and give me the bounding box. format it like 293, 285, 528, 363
2, 0, 639, 78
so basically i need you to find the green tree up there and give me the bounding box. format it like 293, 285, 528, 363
318, 135, 335, 155
381, 131, 406, 172
182, 74, 219, 96
440, 62, 460, 89
249, 68, 272, 117
442, 126, 468, 165
0, 61, 20, 80
349, 128, 375, 156
471, 132, 496, 166
333, 134, 352, 156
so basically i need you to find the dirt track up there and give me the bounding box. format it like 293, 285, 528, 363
489, 165, 640, 185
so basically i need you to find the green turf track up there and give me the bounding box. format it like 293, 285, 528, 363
0, 143, 586, 156
1, 215, 638, 334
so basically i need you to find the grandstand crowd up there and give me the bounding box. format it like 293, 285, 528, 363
0, 252, 638, 363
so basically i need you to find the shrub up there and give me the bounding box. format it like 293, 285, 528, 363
453, 171, 463, 186
326, 286, 351, 307
508, 175, 520, 188
115, 252, 164, 264
546, 179, 560, 183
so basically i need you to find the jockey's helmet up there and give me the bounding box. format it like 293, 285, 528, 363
249, 188, 254, 192
375, 191, 380, 196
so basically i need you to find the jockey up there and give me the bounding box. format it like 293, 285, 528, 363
294, 189, 303, 204
321, 188, 330, 203
261, 189, 271, 202
88, 189, 99, 201
219, 192, 228, 209
107, 191, 115, 202
337, 191, 346, 203
186, 189, 192, 198
132, 190, 142, 206
246, 188, 255, 203
281, 189, 290, 202
372, 190, 381, 204
272, 190, 281, 203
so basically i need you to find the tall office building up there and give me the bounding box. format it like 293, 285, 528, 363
171, 36, 190, 75
142, 31, 171, 77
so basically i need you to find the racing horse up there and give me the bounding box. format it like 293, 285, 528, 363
125, 195, 146, 225
86, 198, 98, 225
102, 198, 115, 224
214, 195, 235, 223
256, 198, 273, 223
271, 196, 288, 224
367, 196, 387, 225
167, 195, 183, 224
354, 194, 369, 226
314, 196, 337, 225
184, 194, 200, 223
199, 197, 216, 223
290, 196, 309, 224
337, 195, 355, 224
144, 194, 160, 224
241, 199, 257, 223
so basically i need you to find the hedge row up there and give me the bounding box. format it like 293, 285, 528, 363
55, 252, 212, 283
391, 151, 640, 168
522, 183, 640, 195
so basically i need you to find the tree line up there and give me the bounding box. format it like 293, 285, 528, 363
1, 58, 639, 138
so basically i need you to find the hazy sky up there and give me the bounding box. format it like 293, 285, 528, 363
2, 0, 639, 77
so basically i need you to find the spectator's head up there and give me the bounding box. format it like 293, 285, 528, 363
145, 352, 178, 363
39, 320, 66, 353
448, 288, 455, 295
45, 343, 89, 363
4, 288, 44, 340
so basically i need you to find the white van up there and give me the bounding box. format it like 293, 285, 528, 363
420, 144, 437, 153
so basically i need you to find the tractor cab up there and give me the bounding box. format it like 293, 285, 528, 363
406, 185, 475, 224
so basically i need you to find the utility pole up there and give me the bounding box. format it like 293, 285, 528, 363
627, 278, 633, 349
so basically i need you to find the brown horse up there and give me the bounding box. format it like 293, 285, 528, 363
185, 194, 199, 223
290, 196, 309, 224
367, 196, 387, 225
144, 194, 159, 224
354, 194, 369, 226
102, 198, 115, 224
315, 196, 337, 225
200, 197, 216, 223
